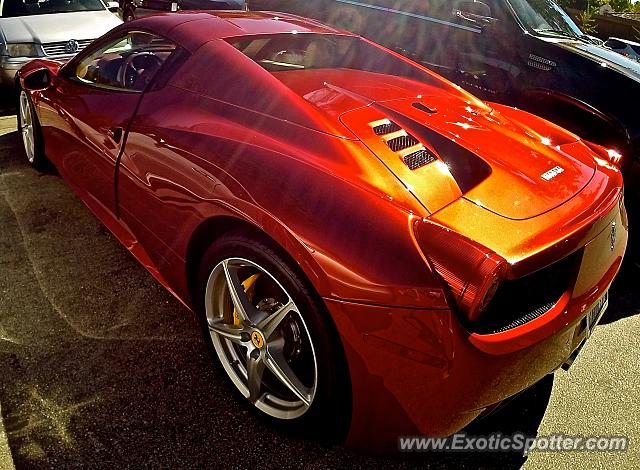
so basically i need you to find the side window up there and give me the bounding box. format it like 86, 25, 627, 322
74, 31, 176, 92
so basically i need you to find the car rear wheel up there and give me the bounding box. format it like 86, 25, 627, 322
196, 231, 350, 438
17, 90, 47, 170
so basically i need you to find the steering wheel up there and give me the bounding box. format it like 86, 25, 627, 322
269, 49, 307, 66
118, 52, 164, 90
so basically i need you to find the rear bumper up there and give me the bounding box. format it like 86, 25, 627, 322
325, 198, 627, 450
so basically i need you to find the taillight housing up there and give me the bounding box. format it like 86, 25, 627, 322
414, 220, 508, 322
584, 141, 623, 168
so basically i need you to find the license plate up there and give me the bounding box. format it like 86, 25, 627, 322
586, 291, 608, 335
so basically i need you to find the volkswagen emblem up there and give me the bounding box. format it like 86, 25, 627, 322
65, 39, 79, 54
610, 222, 617, 251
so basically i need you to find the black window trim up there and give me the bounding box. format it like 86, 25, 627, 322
61, 27, 182, 94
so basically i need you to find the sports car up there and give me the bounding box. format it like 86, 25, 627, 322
16, 11, 627, 449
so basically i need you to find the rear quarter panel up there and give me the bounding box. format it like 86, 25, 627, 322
116, 84, 449, 309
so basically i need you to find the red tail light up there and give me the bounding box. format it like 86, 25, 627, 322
414, 220, 507, 321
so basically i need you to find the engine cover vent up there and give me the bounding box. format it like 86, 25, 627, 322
402, 149, 437, 170
372, 120, 402, 136
387, 134, 420, 152
368, 118, 437, 171
412, 102, 437, 114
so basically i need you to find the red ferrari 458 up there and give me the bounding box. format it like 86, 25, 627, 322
17, 11, 627, 449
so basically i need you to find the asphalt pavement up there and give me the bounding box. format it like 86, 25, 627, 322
0, 96, 639, 469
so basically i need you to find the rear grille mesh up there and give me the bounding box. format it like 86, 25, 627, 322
469, 252, 579, 335
42, 39, 93, 56
386, 134, 420, 152
403, 149, 436, 170
486, 300, 556, 333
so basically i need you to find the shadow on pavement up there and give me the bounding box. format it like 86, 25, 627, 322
0, 87, 16, 117
0, 126, 558, 469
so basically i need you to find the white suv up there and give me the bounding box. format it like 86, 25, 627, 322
0, 0, 121, 87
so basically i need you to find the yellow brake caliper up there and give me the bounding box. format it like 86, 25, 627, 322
234, 273, 261, 326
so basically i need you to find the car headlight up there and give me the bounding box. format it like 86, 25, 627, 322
6, 43, 39, 58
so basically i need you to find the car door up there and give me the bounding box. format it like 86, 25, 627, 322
38, 30, 176, 215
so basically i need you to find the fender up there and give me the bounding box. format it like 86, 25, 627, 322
517, 87, 632, 154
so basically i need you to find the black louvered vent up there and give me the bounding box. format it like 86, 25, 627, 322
412, 102, 437, 114
369, 118, 437, 171
402, 149, 436, 170
387, 134, 420, 152
527, 53, 557, 71
372, 121, 402, 135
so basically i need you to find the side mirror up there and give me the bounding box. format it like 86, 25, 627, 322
22, 68, 52, 91
453, 0, 498, 27
106, 1, 119, 12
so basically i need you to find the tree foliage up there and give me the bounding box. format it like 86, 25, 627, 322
557, 0, 635, 13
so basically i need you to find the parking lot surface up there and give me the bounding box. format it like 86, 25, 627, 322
1, 96, 639, 469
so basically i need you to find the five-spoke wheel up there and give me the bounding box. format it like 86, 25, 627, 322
19, 90, 35, 164
205, 257, 317, 419
17, 89, 47, 170
196, 232, 350, 437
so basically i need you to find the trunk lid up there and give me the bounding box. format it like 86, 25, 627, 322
276, 69, 596, 219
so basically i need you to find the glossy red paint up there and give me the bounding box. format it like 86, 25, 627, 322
18, 11, 627, 449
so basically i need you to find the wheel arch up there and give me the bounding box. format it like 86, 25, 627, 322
186, 213, 353, 441
14, 75, 22, 107
184, 214, 332, 310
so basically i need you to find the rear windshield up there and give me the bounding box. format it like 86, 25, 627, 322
1, 0, 104, 17
228, 33, 439, 84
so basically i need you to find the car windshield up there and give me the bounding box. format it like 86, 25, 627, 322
506, 0, 583, 38
1, 0, 105, 17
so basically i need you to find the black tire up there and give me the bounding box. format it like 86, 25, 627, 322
195, 230, 351, 441
16, 88, 49, 171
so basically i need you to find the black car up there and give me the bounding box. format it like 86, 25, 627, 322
250, 0, 640, 171
605, 37, 640, 63
119, 0, 246, 21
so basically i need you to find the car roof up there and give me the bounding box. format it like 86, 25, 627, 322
131, 11, 346, 52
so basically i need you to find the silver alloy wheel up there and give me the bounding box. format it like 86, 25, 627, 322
205, 257, 318, 419
19, 91, 35, 164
